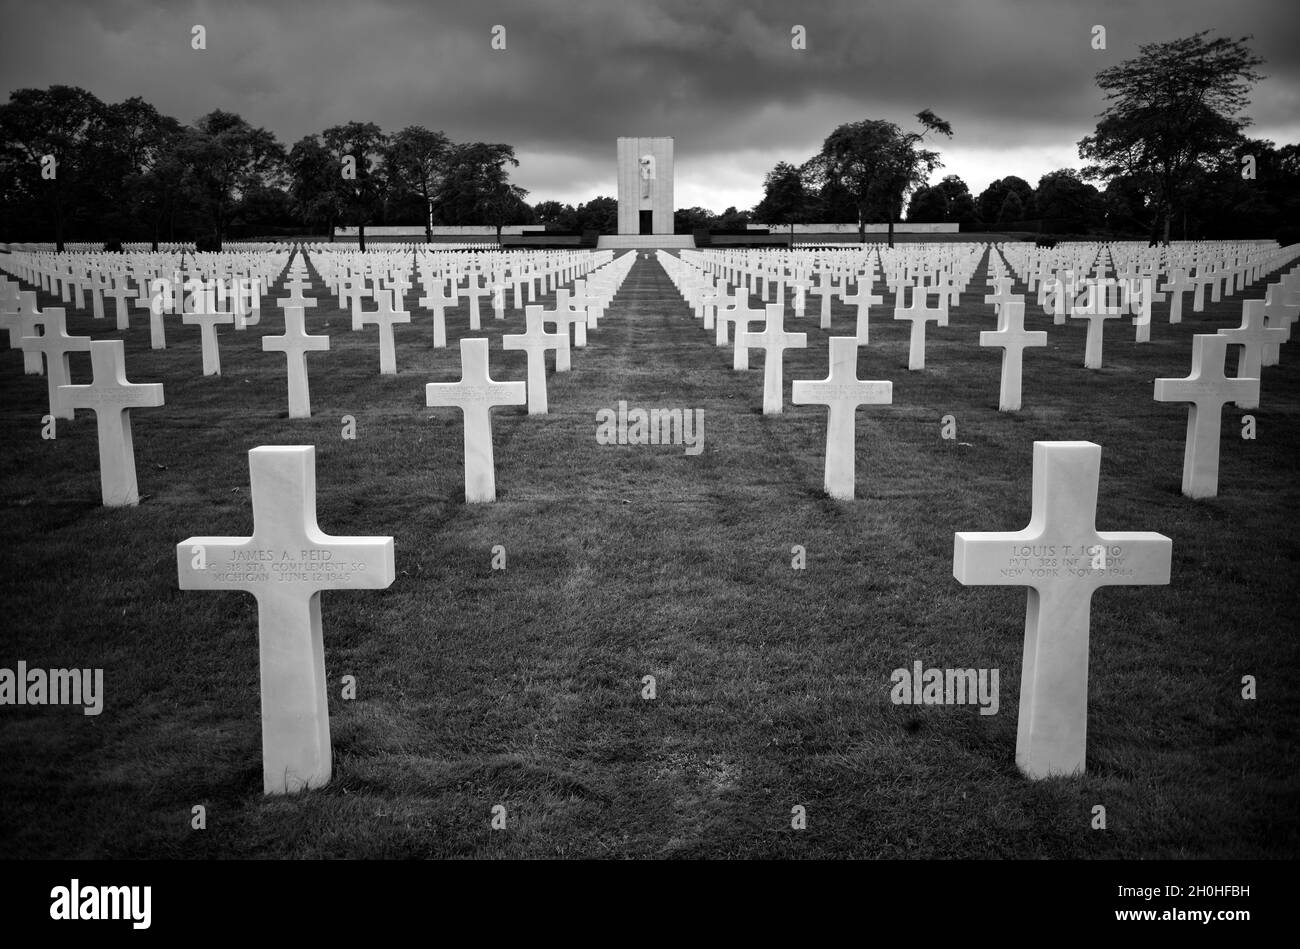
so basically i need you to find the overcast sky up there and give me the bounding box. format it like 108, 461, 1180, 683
2, 0, 1296, 211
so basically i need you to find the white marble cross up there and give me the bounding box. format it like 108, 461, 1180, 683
175, 445, 395, 796
1128, 276, 1161, 344
104, 279, 136, 330
1155, 333, 1259, 499
563, 282, 594, 337
893, 283, 947, 371
462, 272, 486, 330
984, 278, 1018, 322
357, 289, 410, 375
811, 272, 837, 329
57, 339, 164, 505
1071, 279, 1122, 369
1261, 282, 1299, 367
503, 305, 565, 414
788, 273, 811, 318
263, 306, 330, 418
1044, 271, 1074, 325
1218, 299, 1286, 409
276, 282, 317, 314
791, 336, 892, 499
741, 303, 807, 414
953, 441, 1172, 778
21, 306, 92, 419
182, 298, 235, 377
553, 289, 589, 349
1160, 269, 1196, 324
711, 289, 743, 346
0, 281, 22, 350
728, 302, 768, 371
339, 274, 368, 321
841, 278, 883, 343
417, 278, 457, 348
979, 301, 1047, 411
15, 291, 48, 374
425, 337, 527, 503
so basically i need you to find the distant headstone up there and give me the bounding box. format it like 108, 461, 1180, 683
893, 284, 946, 371
979, 301, 1047, 411
425, 337, 527, 503
791, 336, 892, 500
263, 306, 329, 418
21, 306, 92, 419
182, 299, 234, 377
741, 303, 807, 414
503, 306, 565, 414
357, 289, 410, 375
1071, 279, 1122, 369
1217, 299, 1286, 410
58, 340, 164, 505
1154, 333, 1259, 499
841, 280, 882, 343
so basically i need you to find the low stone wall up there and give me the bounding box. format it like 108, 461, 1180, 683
748, 222, 960, 234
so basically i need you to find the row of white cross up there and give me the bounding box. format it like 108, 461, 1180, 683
0, 247, 638, 508
663, 246, 1300, 504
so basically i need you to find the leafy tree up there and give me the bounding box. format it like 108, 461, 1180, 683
1078, 30, 1265, 245
996, 190, 1025, 225
714, 206, 751, 230
287, 135, 341, 239
976, 176, 1034, 224
674, 206, 715, 234
0, 85, 105, 249
321, 122, 388, 250
907, 174, 976, 223
804, 110, 951, 246
533, 200, 576, 231
384, 126, 451, 241
437, 142, 520, 234
573, 196, 617, 234
101, 100, 190, 249
482, 181, 533, 239
1033, 169, 1105, 233
906, 185, 944, 222
753, 161, 813, 242
1102, 175, 1153, 235
182, 110, 285, 249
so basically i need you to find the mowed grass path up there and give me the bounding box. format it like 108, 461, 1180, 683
0, 247, 1297, 858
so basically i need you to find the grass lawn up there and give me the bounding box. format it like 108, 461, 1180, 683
0, 247, 1296, 859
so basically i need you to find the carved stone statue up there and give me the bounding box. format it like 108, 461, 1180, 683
639, 155, 655, 199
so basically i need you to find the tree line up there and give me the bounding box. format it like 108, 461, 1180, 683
752, 32, 1299, 246
2, 33, 1294, 250
0, 88, 532, 250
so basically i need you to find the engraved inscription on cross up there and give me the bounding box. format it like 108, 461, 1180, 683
176, 446, 394, 795
953, 441, 1172, 779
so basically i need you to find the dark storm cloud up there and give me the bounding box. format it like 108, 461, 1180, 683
1, 0, 1295, 207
